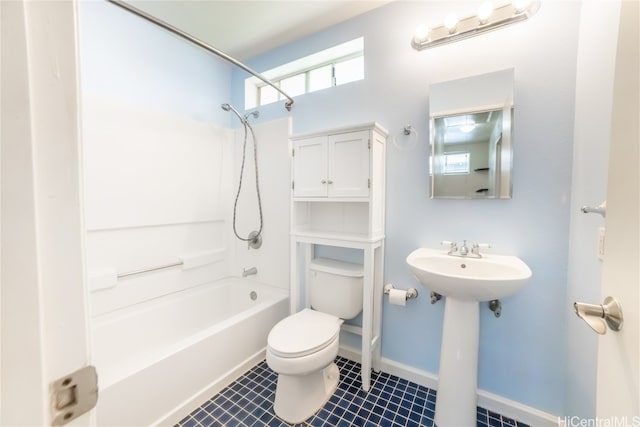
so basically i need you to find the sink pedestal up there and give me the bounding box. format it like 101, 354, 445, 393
435, 298, 479, 427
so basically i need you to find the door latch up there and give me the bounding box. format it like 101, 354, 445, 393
50, 365, 98, 426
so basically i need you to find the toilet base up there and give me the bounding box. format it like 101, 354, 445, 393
273, 362, 340, 423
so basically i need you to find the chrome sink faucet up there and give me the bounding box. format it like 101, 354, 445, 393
441, 241, 491, 258
459, 240, 469, 256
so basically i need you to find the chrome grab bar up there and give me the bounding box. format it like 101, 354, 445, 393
117, 261, 183, 279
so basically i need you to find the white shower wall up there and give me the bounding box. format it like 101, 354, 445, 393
228, 117, 292, 289
83, 95, 291, 317
83, 95, 233, 315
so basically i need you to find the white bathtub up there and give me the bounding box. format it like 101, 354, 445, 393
92, 277, 289, 426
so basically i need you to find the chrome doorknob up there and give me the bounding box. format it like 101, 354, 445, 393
574, 296, 623, 335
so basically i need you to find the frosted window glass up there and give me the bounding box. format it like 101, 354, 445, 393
280, 73, 306, 97
309, 65, 333, 92
259, 85, 279, 105
335, 56, 364, 86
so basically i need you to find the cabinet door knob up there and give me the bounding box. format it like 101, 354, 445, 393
321, 179, 327, 184
327, 180, 334, 184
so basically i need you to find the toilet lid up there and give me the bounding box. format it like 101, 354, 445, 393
268, 309, 341, 358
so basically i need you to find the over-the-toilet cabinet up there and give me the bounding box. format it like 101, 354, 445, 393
293, 130, 371, 198
289, 123, 387, 393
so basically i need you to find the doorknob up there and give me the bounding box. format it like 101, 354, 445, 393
574, 296, 623, 335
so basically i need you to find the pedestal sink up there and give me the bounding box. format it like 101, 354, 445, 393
406, 247, 532, 427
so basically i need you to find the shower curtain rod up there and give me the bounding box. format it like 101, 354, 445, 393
106, 0, 294, 111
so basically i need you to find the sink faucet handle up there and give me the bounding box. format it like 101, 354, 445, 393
471, 243, 491, 256
440, 240, 457, 254
472, 243, 491, 249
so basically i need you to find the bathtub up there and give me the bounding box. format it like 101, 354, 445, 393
92, 277, 289, 426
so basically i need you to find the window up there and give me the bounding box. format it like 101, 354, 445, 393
334, 55, 364, 85
245, 38, 364, 109
443, 152, 470, 175
308, 64, 332, 92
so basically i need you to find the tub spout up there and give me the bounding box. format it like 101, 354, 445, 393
242, 267, 258, 277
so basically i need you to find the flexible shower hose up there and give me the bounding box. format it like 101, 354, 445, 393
232, 118, 263, 243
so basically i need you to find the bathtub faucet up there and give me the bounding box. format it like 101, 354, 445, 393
242, 267, 258, 277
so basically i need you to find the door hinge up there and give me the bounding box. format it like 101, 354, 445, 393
292, 148, 295, 157
292, 181, 295, 190
368, 139, 371, 149
368, 178, 371, 189
50, 365, 98, 426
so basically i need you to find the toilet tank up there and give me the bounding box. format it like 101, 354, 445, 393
309, 258, 364, 319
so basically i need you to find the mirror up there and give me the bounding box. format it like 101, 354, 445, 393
429, 69, 514, 199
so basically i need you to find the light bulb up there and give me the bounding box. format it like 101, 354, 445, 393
444, 13, 459, 33
459, 122, 476, 133
478, 2, 493, 24
513, 0, 531, 13
414, 24, 429, 42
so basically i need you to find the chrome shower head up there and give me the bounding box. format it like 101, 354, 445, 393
221, 103, 244, 123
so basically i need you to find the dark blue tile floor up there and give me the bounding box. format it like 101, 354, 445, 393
176, 356, 529, 427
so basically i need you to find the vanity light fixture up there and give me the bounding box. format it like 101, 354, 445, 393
412, 0, 540, 51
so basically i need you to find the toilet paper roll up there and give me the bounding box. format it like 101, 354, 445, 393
388, 288, 407, 306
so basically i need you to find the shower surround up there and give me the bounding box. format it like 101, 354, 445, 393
82, 95, 291, 425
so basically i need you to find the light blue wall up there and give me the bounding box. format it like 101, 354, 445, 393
78, 0, 231, 125
232, 1, 582, 415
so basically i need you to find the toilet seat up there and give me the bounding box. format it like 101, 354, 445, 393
268, 309, 342, 358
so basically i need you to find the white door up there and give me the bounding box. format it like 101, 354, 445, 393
328, 130, 370, 197
596, 1, 639, 419
293, 136, 328, 197
1, 1, 94, 426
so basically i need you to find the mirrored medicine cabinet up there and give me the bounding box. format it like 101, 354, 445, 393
429, 68, 514, 199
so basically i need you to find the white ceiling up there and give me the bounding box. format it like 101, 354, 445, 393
126, 0, 392, 60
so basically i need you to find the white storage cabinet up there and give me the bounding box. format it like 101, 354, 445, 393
289, 123, 387, 392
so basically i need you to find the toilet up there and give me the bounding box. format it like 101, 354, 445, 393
266, 257, 364, 423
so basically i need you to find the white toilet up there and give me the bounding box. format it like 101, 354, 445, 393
266, 257, 364, 423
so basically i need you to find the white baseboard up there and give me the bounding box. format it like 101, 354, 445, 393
338, 345, 559, 427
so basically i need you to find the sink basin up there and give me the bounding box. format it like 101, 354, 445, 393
406, 247, 532, 301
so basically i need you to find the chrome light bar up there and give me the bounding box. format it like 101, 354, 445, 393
411, 0, 541, 51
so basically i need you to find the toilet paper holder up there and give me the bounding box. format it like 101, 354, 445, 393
383, 284, 418, 301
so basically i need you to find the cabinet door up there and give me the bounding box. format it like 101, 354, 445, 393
293, 136, 328, 197
328, 131, 370, 197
